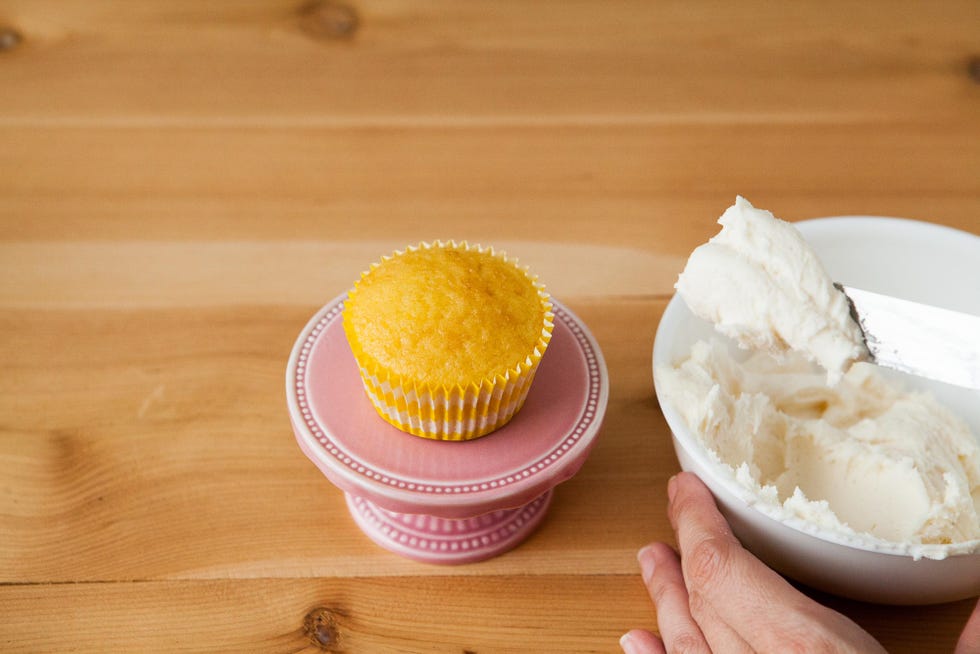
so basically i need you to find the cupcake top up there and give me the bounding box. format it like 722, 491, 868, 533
343, 241, 552, 388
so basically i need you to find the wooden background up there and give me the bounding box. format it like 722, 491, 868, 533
1, 1, 978, 652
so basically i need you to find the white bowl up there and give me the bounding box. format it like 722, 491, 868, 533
652, 216, 980, 605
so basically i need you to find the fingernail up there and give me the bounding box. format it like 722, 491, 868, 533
667, 474, 678, 502
637, 545, 656, 583
619, 632, 640, 654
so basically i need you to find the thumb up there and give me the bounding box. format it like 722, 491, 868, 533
955, 598, 980, 654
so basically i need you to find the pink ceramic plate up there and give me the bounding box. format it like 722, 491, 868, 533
287, 295, 608, 564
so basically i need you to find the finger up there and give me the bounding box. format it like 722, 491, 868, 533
637, 542, 711, 654
638, 532, 753, 654
686, 587, 754, 654
668, 472, 885, 653
668, 473, 810, 633
619, 629, 666, 654
955, 597, 980, 654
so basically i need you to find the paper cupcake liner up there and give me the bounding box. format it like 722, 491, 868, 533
356, 356, 542, 441
343, 241, 554, 441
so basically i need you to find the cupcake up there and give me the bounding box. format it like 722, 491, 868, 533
342, 241, 554, 441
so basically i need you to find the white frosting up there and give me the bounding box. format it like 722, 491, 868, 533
661, 198, 980, 558
655, 341, 980, 556
676, 196, 867, 383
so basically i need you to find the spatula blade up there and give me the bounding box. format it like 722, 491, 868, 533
838, 284, 980, 390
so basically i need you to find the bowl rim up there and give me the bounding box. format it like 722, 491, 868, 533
652, 215, 980, 560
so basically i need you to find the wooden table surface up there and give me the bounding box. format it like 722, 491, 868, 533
1, 1, 978, 652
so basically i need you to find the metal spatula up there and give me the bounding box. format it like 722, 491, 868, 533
837, 284, 980, 390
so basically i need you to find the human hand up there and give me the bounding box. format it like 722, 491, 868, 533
620, 471, 889, 654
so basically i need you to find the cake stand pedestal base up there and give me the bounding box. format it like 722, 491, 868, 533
345, 490, 553, 564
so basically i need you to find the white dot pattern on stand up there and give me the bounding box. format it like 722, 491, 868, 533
294, 299, 604, 494
349, 493, 550, 553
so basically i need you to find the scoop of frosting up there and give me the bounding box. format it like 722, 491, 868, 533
676, 196, 868, 383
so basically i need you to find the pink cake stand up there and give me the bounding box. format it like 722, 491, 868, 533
286, 295, 608, 564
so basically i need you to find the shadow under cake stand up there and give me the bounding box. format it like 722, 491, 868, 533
286, 295, 608, 564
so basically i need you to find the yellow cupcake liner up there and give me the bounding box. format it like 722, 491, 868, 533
357, 360, 540, 440
342, 241, 554, 441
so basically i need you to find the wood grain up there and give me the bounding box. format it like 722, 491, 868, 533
1, 124, 978, 247
0, 1, 977, 125
0, 578, 973, 654
1, 0, 978, 650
